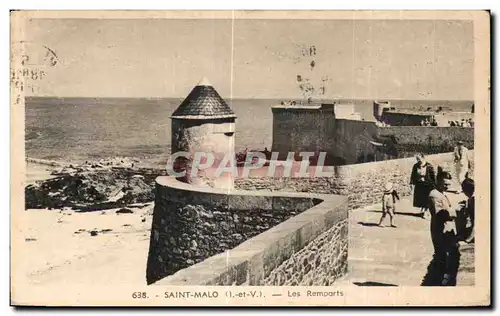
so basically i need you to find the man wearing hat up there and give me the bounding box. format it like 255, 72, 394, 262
453, 141, 470, 192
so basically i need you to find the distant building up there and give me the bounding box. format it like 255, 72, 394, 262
271, 102, 379, 165
373, 101, 473, 127
271, 100, 474, 165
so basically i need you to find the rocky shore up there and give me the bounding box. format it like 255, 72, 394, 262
25, 157, 167, 211
21, 157, 160, 285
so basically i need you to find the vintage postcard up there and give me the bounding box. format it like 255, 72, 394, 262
10, 10, 490, 306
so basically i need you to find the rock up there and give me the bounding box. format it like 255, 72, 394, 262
199, 210, 213, 218
168, 237, 176, 245
203, 222, 216, 230
100, 229, 113, 233
141, 218, 146, 222
190, 240, 198, 250
89, 230, 99, 236
219, 222, 230, 231
116, 208, 134, 214
108, 190, 125, 202
24, 165, 160, 211
172, 248, 182, 255
232, 233, 243, 240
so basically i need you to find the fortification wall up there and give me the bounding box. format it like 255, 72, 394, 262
271, 106, 336, 161
270, 106, 473, 165
271, 107, 378, 165
381, 110, 473, 127
236, 151, 474, 210
335, 119, 379, 164
147, 176, 348, 286
381, 112, 429, 126
377, 126, 474, 156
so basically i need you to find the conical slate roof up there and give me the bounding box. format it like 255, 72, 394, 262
171, 78, 236, 119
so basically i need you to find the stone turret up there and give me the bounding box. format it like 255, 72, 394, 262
170, 77, 237, 190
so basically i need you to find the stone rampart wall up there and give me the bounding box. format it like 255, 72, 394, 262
148, 176, 348, 286
235, 151, 474, 210
262, 218, 348, 286
377, 126, 474, 156
270, 105, 474, 164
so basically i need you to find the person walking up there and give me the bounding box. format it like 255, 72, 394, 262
422, 172, 460, 286
453, 141, 470, 193
410, 153, 436, 219
459, 178, 475, 243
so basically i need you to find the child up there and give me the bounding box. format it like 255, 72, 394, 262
378, 182, 400, 228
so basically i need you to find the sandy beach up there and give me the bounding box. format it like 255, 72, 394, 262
25, 162, 57, 185
17, 162, 154, 286
20, 205, 153, 286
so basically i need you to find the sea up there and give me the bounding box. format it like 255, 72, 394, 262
25, 97, 473, 168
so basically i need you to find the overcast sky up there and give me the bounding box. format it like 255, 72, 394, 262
23, 18, 474, 100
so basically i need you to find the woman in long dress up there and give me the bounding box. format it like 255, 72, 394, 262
410, 153, 436, 218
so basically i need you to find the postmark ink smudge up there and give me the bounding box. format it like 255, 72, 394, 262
11, 41, 59, 104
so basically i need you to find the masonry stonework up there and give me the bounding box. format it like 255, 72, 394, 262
235, 151, 474, 210
147, 177, 348, 286
378, 126, 474, 156
146, 191, 313, 284
263, 219, 348, 286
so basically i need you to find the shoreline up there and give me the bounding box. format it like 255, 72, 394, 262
26, 156, 164, 170
26, 157, 70, 167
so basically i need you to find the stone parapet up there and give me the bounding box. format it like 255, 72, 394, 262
147, 176, 348, 285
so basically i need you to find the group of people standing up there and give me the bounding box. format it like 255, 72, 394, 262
419, 117, 474, 127
411, 141, 471, 218
408, 141, 475, 286
420, 117, 438, 126
448, 118, 474, 127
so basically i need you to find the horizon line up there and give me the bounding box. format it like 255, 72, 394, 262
24, 96, 475, 102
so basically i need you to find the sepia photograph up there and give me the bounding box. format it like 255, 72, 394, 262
10, 10, 490, 306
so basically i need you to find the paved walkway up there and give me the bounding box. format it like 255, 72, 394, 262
344, 193, 475, 286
